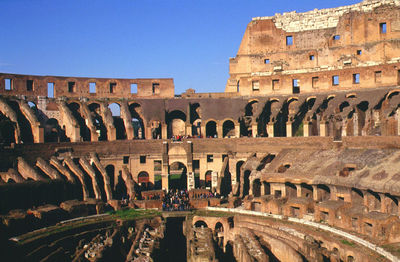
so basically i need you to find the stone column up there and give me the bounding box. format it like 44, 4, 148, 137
217, 122, 223, 138
296, 184, 302, 198
380, 193, 386, 213
186, 124, 192, 137
200, 124, 206, 138
267, 122, 274, 137
252, 122, 258, 137
235, 123, 240, 138
312, 185, 319, 201
329, 186, 337, 201
286, 121, 292, 137
303, 121, 311, 137
320, 122, 328, 137
162, 123, 167, 139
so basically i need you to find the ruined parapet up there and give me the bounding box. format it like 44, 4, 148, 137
89, 152, 113, 201
57, 101, 80, 142
187, 226, 216, 262
121, 166, 136, 199
100, 102, 116, 141
63, 157, 90, 200
233, 229, 269, 262
79, 157, 102, 200
36, 157, 62, 180
0, 97, 21, 143
49, 156, 75, 183
79, 102, 99, 142
17, 100, 44, 143
120, 102, 134, 140
17, 157, 47, 181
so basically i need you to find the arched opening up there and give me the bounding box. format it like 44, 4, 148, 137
257, 154, 275, 171
8, 100, 34, 143
347, 256, 354, 262
44, 118, 68, 142
169, 162, 187, 190
150, 120, 162, 139
351, 188, 364, 204
385, 193, 398, 215
0, 112, 16, 145
205, 170, 212, 189
108, 103, 126, 140
115, 170, 127, 200
167, 110, 186, 138
222, 120, 235, 138
214, 222, 224, 249
68, 102, 91, 141
300, 183, 313, 198
236, 161, 244, 191
252, 179, 261, 197
206, 121, 217, 138
367, 190, 381, 211
129, 103, 145, 139
105, 165, 115, 191
138, 171, 151, 191
317, 184, 331, 201
243, 170, 251, 197
88, 103, 107, 141
194, 220, 208, 228
285, 182, 297, 198
7, 178, 16, 183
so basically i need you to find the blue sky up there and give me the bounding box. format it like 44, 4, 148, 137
0, 0, 360, 94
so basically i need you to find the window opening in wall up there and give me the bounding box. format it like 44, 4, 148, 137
274, 190, 282, 198
338, 196, 344, 201
272, 79, 280, 90
154, 160, 162, 171
286, 35, 293, 46
131, 83, 137, 94
140, 155, 146, 164
152, 83, 159, 94
292, 79, 300, 94
47, 82, 54, 98
252, 80, 259, 91
110, 82, 116, 93
357, 50, 362, 55
332, 75, 339, 86
68, 82, 75, 93
4, 78, 11, 90
333, 35, 340, 40
380, 22, 387, 34
89, 82, 96, 93
309, 55, 315, 61
264, 59, 270, 64
123, 156, 129, 164
222, 154, 228, 162
312, 77, 319, 89
353, 73, 360, 84
277, 164, 291, 173
207, 154, 213, 163
374, 71, 382, 83
26, 80, 33, 91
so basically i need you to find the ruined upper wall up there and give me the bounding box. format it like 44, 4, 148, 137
226, 0, 400, 95
0, 73, 175, 99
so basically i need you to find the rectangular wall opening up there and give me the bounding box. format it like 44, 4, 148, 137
312, 77, 319, 89
252, 80, 259, 91
68, 82, 75, 93
109, 82, 116, 93
89, 82, 96, 93
152, 83, 160, 94
4, 78, 11, 90
140, 155, 146, 164
207, 154, 213, 162
26, 80, 33, 91
131, 83, 137, 94
264, 59, 270, 64
380, 22, 387, 34
292, 79, 300, 94
272, 79, 280, 90
333, 35, 340, 40
353, 73, 360, 84
47, 82, 54, 98
332, 75, 339, 86
286, 35, 293, 46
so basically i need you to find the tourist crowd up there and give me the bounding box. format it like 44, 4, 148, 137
162, 189, 190, 211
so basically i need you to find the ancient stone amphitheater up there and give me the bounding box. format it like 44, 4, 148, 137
2, 0, 400, 261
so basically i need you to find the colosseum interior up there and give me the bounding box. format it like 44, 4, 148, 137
2, 0, 400, 261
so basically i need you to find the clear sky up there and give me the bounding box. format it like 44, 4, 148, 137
0, 0, 360, 95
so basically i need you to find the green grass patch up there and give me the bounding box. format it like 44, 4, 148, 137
340, 239, 355, 246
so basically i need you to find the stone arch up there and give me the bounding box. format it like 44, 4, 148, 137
214, 222, 224, 249
285, 182, 297, 198
0, 112, 17, 145
169, 161, 187, 190
138, 171, 151, 191
8, 100, 34, 143
351, 188, 364, 204
245, 100, 259, 117
301, 183, 313, 198
384, 193, 398, 215
108, 102, 126, 140
205, 120, 217, 138
167, 110, 186, 138
222, 119, 235, 138
316, 184, 331, 201
44, 118, 68, 142
129, 102, 145, 139
366, 190, 381, 211
88, 103, 107, 141
149, 118, 162, 139
194, 220, 208, 228
68, 102, 91, 141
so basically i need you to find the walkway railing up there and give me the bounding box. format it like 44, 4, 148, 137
206, 207, 400, 262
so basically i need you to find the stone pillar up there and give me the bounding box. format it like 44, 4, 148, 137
235, 124, 240, 138
217, 122, 223, 138
145, 125, 152, 140
303, 121, 310, 137
296, 184, 302, 198
252, 122, 258, 137
267, 122, 274, 137
187, 172, 195, 191
353, 113, 359, 136
329, 186, 337, 201
162, 173, 169, 191
186, 124, 192, 137
312, 185, 319, 201
341, 119, 347, 137
38, 127, 44, 143
162, 123, 167, 139
380, 193, 386, 213
260, 183, 265, 196
286, 121, 292, 137
211, 171, 218, 191
320, 122, 328, 137
201, 124, 206, 138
